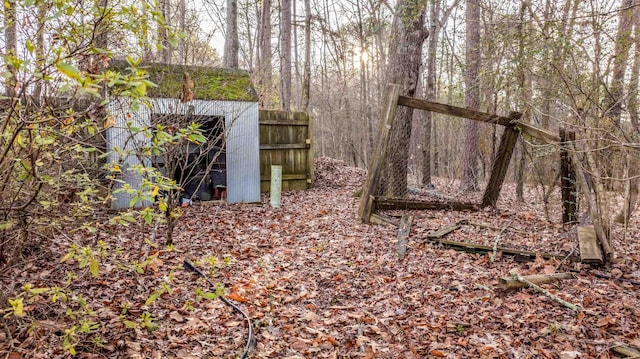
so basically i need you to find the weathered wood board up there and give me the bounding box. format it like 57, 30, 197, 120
482, 122, 520, 208
375, 198, 479, 212
577, 225, 604, 263
358, 84, 400, 222
259, 110, 314, 192
426, 220, 467, 239
397, 215, 413, 259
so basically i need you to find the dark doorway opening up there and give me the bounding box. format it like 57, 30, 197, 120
151, 113, 226, 201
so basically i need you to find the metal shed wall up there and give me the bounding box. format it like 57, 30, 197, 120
106, 98, 152, 209
106, 97, 260, 208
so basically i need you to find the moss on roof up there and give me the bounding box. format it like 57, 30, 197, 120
109, 61, 258, 102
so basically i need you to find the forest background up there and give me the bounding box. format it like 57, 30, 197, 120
2, 0, 640, 357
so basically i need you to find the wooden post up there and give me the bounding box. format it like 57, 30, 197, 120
396, 215, 413, 259
567, 141, 612, 262
481, 112, 522, 208
559, 128, 577, 224
358, 84, 400, 222
306, 112, 315, 188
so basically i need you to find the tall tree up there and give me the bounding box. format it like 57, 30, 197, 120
280, 0, 292, 110
257, 0, 273, 107
515, 0, 530, 202
178, 0, 187, 64
159, 0, 171, 63
382, 0, 428, 196
614, 2, 640, 224
607, 0, 635, 123
422, 0, 459, 188
460, 0, 481, 191
4, 0, 17, 97
224, 0, 240, 68
301, 0, 311, 110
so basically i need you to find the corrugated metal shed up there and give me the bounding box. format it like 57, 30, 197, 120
106, 62, 260, 209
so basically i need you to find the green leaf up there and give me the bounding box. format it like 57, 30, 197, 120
89, 258, 99, 277
9, 298, 25, 317
143, 210, 152, 224
25, 39, 34, 53
132, 82, 147, 97
145, 292, 159, 306
122, 319, 137, 328
0, 220, 16, 230
29, 287, 50, 295
56, 62, 81, 80
200, 291, 218, 300
187, 133, 207, 144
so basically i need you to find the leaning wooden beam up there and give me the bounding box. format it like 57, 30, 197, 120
358, 84, 401, 223
397, 95, 559, 144
397, 215, 414, 259
482, 122, 521, 208
425, 237, 581, 262
512, 120, 561, 143
375, 197, 479, 212
498, 273, 576, 290
397, 95, 515, 126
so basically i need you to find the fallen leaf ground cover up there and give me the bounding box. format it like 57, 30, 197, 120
1, 157, 639, 358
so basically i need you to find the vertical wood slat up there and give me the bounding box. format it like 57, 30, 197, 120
259, 110, 313, 192
358, 83, 401, 222
307, 113, 315, 184
560, 128, 578, 224
481, 112, 522, 208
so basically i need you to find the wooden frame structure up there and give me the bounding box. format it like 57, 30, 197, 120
358, 83, 575, 225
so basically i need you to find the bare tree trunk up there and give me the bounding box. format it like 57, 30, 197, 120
301, 0, 311, 111
223, 0, 239, 68
159, 0, 171, 63
382, 0, 428, 197
629, 5, 640, 132
515, 0, 530, 202
258, 0, 273, 107
4, 0, 17, 97
421, 0, 440, 188
615, 5, 640, 224
178, 0, 187, 64
33, 2, 47, 99
607, 0, 635, 123
280, 0, 292, 110
460, 0, 481, 192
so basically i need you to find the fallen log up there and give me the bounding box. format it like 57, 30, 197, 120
498, 273, 576, 290
611, 342, 640, 358
375, 197, 479, 212
512, 273, 580, 312
425, 237, 581, 262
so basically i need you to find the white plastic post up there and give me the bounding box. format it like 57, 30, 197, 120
270, 165, 282, 208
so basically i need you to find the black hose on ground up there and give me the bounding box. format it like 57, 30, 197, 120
183, 260, 256, 359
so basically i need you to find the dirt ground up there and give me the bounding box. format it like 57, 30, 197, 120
2, 157, 639, 358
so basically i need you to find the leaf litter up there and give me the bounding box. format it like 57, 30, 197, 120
1, 156, 639, 358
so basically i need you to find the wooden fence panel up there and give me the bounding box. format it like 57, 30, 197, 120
259, 110, 314, 192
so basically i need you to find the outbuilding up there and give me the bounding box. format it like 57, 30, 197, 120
106, 62, 261, 209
